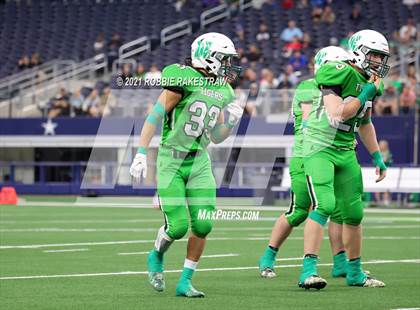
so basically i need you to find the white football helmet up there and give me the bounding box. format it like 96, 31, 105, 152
314, 46, 353, 73
347, 29, 390, 78
191, 32, 241, 79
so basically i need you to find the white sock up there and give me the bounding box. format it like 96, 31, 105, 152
184, 258, 198, 270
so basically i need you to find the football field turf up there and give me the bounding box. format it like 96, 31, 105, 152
1, 197, 419, 310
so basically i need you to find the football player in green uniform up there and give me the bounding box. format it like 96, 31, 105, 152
299, 30, 389, 289
259, 46, 353, 279
130, 32, 242, 297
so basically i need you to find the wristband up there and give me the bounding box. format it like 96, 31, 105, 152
137, 146, 147, 155
358, 83, 376, 106
360, 117, 371, 125
372, 151, 387, 171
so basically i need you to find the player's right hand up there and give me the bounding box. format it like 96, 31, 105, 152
129, 153, 147, 179
368, 74, 381, 91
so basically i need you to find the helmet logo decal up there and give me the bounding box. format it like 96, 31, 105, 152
314, 50, 327, 66
194, 40, 212, 59
349, 34, 361, 51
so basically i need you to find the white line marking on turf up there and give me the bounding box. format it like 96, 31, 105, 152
117, 251, 149, 256
201, 254, 239, 258
11, 201, 420, 214
276, 257, 301, 261
391, 308, 420, 310
2, 225, 418, 233
43, 248, 88, 253
1, 259, 418, 281
2, 236, 419, 249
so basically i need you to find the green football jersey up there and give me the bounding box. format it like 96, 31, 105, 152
291, 78, 319, 157
160, 64, 235, 152
304, 61, 383, 152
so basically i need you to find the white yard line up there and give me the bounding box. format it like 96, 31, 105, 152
11, 200, 420, 214
1, 258, 418, 281
43, 248, 89, 253
276, 257, 301, 261
117, 251, 149, 256
1, 236, 419, 250
201, 254, 239, 258
1, 224, 418, 233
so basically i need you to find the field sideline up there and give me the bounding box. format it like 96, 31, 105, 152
0, 197, 419, 310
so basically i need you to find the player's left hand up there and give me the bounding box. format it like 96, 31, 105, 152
372, 151, 387, 182
226, 100, 244, 128
375, 166, 386, 183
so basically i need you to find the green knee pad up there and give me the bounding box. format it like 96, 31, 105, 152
166, 219, 189, 240
308, 210, 328, 226
341, 201, 364, 226
191, 219, 213, 238
286, 209, 309, 227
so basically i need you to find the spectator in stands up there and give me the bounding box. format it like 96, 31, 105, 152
399, 84, 416, 114
259, 68, 279, 90
375, 85, 399, 116
144, 64, 162, 83
388, 72, 403, 94
280, 20, 303, 43
99, 86, 118, 117
288, 50, 308, 72
120, 63, 132, 80
277, 64, 299, 88
350, 4, 362, 26
107, 34, 122, 71
282, 36, 302, 57
135, 63, 146, 79
243, 44, 262, 63
321, 5, 335, 25
69, 89, 85, 116
297, 0, 309, 8
233, 23, 245, 46
83, 89, 101, 117
301, 32, 313, 49
281, 0, 294, 9
48, 88, 70, 118
94, 33, 105, 54
30, 53, 42, 67
256, 23, 270, 41
399, 18, 417, 44
245, 82, 260, 115
311, 5, 323, 24
407, 64, 417, 85
340, 31, 354, 49
374, 139, 393, 206
241, 68, 258, 88
18, 55, 31, 70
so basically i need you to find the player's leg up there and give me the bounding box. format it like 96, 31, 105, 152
259, 157, 311, 278
328, 205, 348, 278
336, 152, 385, 287
175, 154, 216, 297
148, 151, 189, 292
299, 152, 336, 289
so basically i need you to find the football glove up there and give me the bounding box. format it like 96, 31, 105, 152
130, 152, 147, 179
226, 101, 244, 128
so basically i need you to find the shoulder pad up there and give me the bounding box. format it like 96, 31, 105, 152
315, 61, 353, 87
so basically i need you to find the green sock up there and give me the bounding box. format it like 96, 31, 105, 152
180, 267, 194, 281
260, 246, 278, 269
346, 257, 366, 285
147, 249, 164, 272
332, 251, 348, 277
299, 254, 318, 282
